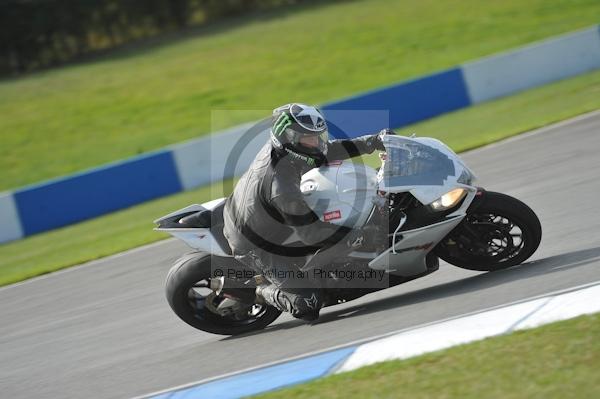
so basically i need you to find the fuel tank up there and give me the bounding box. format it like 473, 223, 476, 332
300, 161, 378, 229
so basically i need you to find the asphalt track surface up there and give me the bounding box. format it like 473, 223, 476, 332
1, 112, 600, 399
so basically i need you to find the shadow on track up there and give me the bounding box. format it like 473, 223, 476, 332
221, 246, 600, 339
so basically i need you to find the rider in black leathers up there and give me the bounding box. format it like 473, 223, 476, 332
223, 103, 388, 321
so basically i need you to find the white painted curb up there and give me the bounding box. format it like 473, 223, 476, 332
139, 282, 600, 399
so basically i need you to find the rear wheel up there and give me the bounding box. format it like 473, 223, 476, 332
166, 252, 281, 335
435, 192, 541, 271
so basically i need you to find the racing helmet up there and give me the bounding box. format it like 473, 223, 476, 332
270, 103, 328, 166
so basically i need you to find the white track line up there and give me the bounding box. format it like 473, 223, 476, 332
461, 108, 600, 156
0, 237, 177, 292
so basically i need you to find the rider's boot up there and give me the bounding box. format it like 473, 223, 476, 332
256, 284, 322, 321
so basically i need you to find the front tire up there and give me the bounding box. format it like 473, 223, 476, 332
435, 191, 542, 271
166, 252, 281, 335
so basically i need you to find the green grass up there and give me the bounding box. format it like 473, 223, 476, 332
1, 68, 599, 287
255, 313, 600, 399
1, 0, 600, 191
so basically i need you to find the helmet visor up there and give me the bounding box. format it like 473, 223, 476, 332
293, 131, 328, 155
297, 131, 328, 148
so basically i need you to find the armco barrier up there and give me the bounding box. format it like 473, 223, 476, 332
322, 68, 470, 137
0, 193, 22, 243
171, 121, 268, 191
10, 150, 182, 237
1, 25, 599, 243
462, 25, 600, 103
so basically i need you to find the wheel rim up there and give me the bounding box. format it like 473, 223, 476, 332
186, 278, 269, 326
444, 212, 527, 264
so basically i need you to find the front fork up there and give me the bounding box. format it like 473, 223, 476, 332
468, 187, 488, 214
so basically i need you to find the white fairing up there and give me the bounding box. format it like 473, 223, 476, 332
154, 198, 230, 256
369, 216, 463, 273
301, 162, 378, 229
297, 135, 478, 277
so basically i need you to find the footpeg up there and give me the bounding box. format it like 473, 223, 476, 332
210, 276, 257, 303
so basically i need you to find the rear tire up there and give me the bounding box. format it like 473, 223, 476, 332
435, 192, 541, 271
166, 252, 282, 335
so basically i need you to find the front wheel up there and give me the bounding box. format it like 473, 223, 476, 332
165, 252, 282, 335
435, 191, 542, 271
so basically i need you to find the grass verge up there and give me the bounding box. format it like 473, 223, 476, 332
254, 313, 600, 399
0, 69, 599, 286
1, 0, 599, 190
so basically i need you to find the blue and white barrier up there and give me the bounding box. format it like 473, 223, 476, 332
462, 26, 600, 103
322, 69, 470, 137
0, 193, 23, 242
171, 121, 268, 190
1, 25, 599, 243
139, 282, 600, 399
12, 150, 182, 237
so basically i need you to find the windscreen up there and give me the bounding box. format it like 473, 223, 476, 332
382, 138, 456, 187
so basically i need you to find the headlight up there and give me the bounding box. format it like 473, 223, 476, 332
430, 188, 467, 211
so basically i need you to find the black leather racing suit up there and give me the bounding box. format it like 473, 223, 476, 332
223, 134, 382, 319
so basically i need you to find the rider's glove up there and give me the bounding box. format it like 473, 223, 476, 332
346, 225, 387, 249
374, 128, 396, 151
346, 229, 365, 249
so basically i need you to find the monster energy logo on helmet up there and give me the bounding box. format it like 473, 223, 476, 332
273, 113, 292, 137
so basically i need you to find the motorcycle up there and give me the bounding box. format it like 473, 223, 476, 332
155, 134, 542, 335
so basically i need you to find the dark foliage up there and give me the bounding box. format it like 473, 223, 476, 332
0, 0, 306, 76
